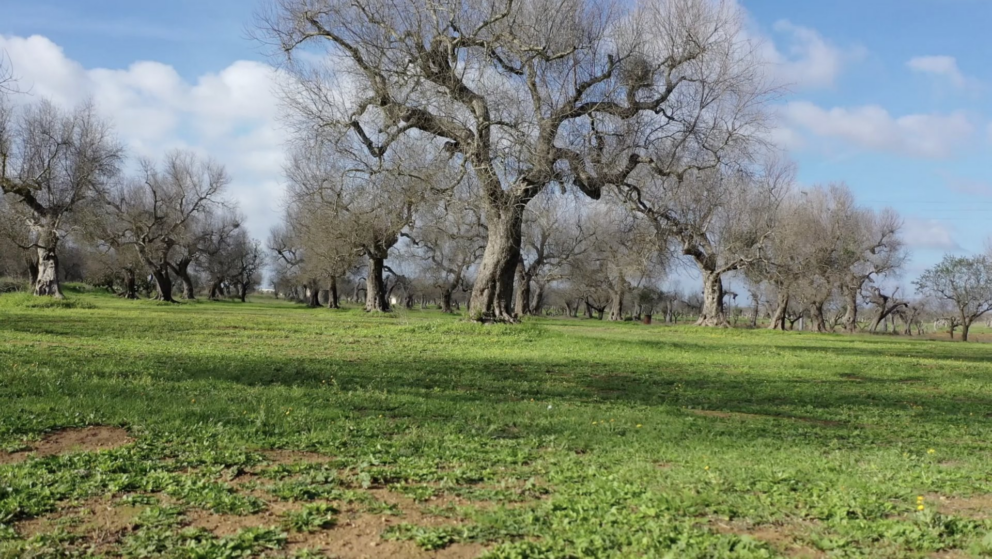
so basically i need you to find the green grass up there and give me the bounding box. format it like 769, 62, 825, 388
2, 292, 992, 557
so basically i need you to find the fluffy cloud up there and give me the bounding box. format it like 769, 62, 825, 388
907, 55, 970, 89
0, 34, 287, 243
901, 217, 960, 251
779, 101, 974, 158
763, 20, 864, 90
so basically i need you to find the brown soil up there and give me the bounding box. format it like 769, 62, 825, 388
16, 496, 141, 552
710, 519, 824, 558
929, 493, 992, 519
0, 426, 133, 465
261, 449, 335, 465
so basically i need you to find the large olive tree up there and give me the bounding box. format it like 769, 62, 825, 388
257, 0, 771, 321
0, 99, 123, 297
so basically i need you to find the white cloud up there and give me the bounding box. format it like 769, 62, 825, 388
901, 217, 960, 251
0, 34, 287, 243
763, 20, 864, 90
907, 55, 971, 89
780, 101, 974, 158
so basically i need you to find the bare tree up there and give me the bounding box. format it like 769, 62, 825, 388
516, 191, 591, 316
284, 134, 438, 312
624, 158, 790, 326
914, 254, 992, 342
168, 209, 241, 300
95, 150, 230, 302
0, 99, 123, 297
410, 180, 486, 313
257, 0, 772, 321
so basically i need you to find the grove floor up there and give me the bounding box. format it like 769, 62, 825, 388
1, 293, 992, 557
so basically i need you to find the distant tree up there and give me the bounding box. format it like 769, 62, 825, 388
623, 158, 790, 327
0, 99, 123, 297
914, 255, 992, 342
95, 150, 230, 302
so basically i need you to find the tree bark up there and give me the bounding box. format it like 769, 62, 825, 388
470, 203, 524, 322
209, 279, 223, 300
962, 317, 971, 342
25, 256, 39, 287
531, 283, 546, 315
608, 277, 625, 322
514, 263, 532, 317
365, 255, 389, 312
121, 268, 139, 300
809, 301, 828, 332
151, 267, 174, 302
33, 244, 64, 298
441, 287, 454, 314
696, 271, 728, 327
327, 277, 340, 309
171, 259, 196, 300
768, 290, 789, 331
842, 287, 858, 333
307, 281, 320, 308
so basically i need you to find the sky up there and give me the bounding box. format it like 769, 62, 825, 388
1, 0, 990, 291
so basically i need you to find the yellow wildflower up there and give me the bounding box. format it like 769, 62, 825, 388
917, 505, 925, 511
927, 449, 935, 455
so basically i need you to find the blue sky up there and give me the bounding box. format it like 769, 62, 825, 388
1, 0, 990, 289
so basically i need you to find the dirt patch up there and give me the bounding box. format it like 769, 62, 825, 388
286, 512, 487, 559
261, 449, 334, 465
929, 493, 992, 519
710, 519, 824, 558
191, 487, 485, 557
17, 497, 141, 552
186, 499, 297, 537
0, 426, 133, 465
688, 409, 841, 427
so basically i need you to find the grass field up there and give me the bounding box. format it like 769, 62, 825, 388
2, 291, 992, 558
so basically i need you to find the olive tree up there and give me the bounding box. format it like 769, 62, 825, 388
623, 159, 790, 326
0, 99, 123, 297
257, 0, 772, 321
914, 255, 992, 342
95, 151, 230, 302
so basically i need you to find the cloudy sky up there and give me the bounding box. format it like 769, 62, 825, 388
1, 0, 989, 287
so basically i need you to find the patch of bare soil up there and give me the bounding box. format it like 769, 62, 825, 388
688, 409, 841, 427
16, 497, 141, 552
0, 426, 133, 465
191, 485, 487, 558
261, 449, 335, 465
710, 519, 824, 558
929, 493, 992, 519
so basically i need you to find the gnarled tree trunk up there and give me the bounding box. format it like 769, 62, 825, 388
440, 287, 454, 314
768, 290, 789, 331
842, 287, 858, 333
608, 276, 625, 322
365, 255, 389, 312
470, 202, 524, 322
327, 277, 340, 309
514, 262, 532, 317
121, 268, 139, 299
151, 267, 174, 302
697, 271, 728, 327
170, 258, 196, 300
809, 300, 828, 332
33, 243, 64, 298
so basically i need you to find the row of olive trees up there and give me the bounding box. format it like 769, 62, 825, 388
0, 90, 264, 301
254, 0, 912, 328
